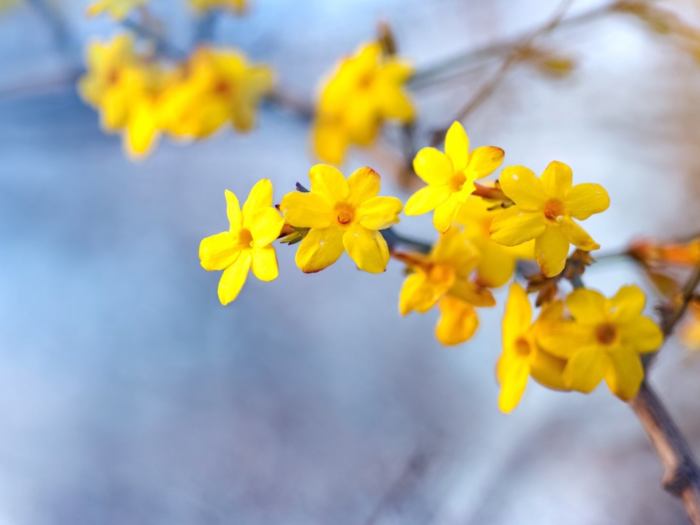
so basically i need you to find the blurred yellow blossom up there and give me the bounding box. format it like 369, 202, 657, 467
491, 161, 609, 277
398, 228, 495, 345
160, 47, 274, 140
312, 42, 415, 165
199, 179, 284, 305
540, 285, 662, 401
455, 195, 533, 287
681, 300, 700, 351
190, 0, 246, 13
280, 165, 402, 274
87, 0, 147, 20
496, 284, 569, 413
405, 122, 504, 232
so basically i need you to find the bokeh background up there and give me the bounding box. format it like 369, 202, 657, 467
2, 0, 700, 523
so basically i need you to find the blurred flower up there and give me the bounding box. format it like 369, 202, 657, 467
398, 228, 495, 345
160, 46, 274, 139
190, 0, 246, 13
312, 42, 415, 165
79, 34, 165, 158
199, 179, 284, 305
497, 283, 569, 413
405, 122, 504, 232
540, 285, 663, 401
87, 0, 147, 20
681, 300, 700, 351
280, 165, 402, 273
491, 161, 609, 277
455, 195, 533, 287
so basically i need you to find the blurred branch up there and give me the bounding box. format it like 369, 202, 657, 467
384, 227, 432, 254
266, 89, 314, 121
661, 263, 700, 338
27, 0, 75, 59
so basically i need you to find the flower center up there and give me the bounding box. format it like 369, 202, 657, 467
427, 263, 454, 285
595, 322, 618, 345
213, 80, 234, 96
450, 172, 467, 191
238, 228, 253, 248
357, 73, 374, 90
107, 68, 121, 86
335, 203, 355, 226
514, 336, 531, 357
543, 199, 565, 221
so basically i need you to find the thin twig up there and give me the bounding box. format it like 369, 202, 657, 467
662, 263, 700, 337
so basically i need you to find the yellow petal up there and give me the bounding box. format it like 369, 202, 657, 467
347, 166, 380, 205
312, 119, 348, 165
529, 347, 569, 391
499, 165, 546, 211
559, 217, 599, 251
566, 288, 608, 324
379, 88, 415, 122
563, 347, 607, 393
218, 250, 252, 305
280, 191, 332, 228
243, 178, 273, 217
251, 246, 279, 282
342, 226, 390, 273
476, 242, 516, 288
294, 227, 344, 273
535, 226, 569, 277
433, 193, 465, 233
610, 285, 645, 322
225, 189, 242, 231
412, 147, 453, 185
490, 208, 545, 246
541, 161, 572, 199
435, 296, 479, 346
309, 164, 349, 203
399, 271, 441, 315
565, 183, 610, 220
605, 348, 643, 401
496, 353, 529, 413
620, 316, 663, 353
449, 280, 495, 307
404, 185, 451, 216
250, 207, 284, 247
124, 102, 159, 159
502, 283, 532, 346
199, 231, 239, 271
444, 121, 469, 172
466, 146, 505, 180
357, 196, 403, 230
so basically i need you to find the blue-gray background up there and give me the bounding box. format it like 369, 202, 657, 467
1, 0, 700, 523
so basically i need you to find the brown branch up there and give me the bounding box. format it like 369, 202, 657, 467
661, 263, 700, 337
631, 382, 700, 524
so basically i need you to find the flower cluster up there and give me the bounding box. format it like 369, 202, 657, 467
88, 0, 247, 19
312, 42, 415, 165
199, 122, 664, 411
79, 34, 273, 158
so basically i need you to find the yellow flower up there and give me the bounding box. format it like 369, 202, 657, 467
199, 179, 284, 305
496, 284, 569, 413
398, 228, 495, 345
455, 195, 533, 287
190, 0, 246, 13
490, 161, 609, 277
160, 47, 274, 140
405, 122, 505, 232
79, 34, 165, 158
87, 0, 147, 20
280, 165, 402, 274
540, 285, 663, 401
312, 42, 415, 165
681, 301, 700, 350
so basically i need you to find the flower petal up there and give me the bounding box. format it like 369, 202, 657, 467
535, 226, 569, 277
496, 353, 529, 413
466, 146, 505, 180
242, 178, 273, 217
399, 271, 441, 315
280, 191, 332, 228
566, 288, 608, 324
435, 295, 479, 346
476, 241, 517, 288
560, 217, 599, 251
563, 347, 607, 393
620, 316, 663, 353
541, 161, 572, 199
251, 246, 279, 282
357, 196, 403, 230
404, 185, 451, 216
218, 250, 252, 305
413, 147, 453, 185
498, 165, 546, 210
490, 208, 546, 246
502, 283, 532, 346
605, 348, 644, 401
610, 285, 646, 322
250, 207, 284, 247
199, 231, 239, 271
309, 164, 349, 202
347, 166, 380, 205
225, 189, 242, 231
294, 227, 344, 273
565, 183, 610, 220
530, 347, 569, 391
433, 193, 464, 232
444, 121, 469, 172
342, 226, 390, 273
